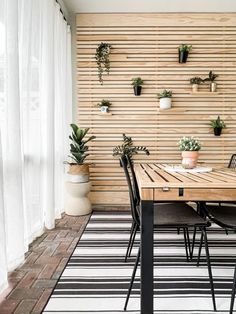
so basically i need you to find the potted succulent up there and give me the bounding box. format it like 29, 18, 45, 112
97, 99, 112, 113
66, 124, 96, 182
210, 116, 226, 136
178, 44, 192, 63
157, 90, 172, 109
178, 136, 201, 169
204, 71, 218, 92
113, 133, 150, 166
95, 42, 112, 85
131, 77, 144, 96
190, 77, 203, 92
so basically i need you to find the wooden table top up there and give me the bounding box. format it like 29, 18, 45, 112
135, 163, 236, 201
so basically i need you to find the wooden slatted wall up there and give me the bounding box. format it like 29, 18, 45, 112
76, 13, 236, 205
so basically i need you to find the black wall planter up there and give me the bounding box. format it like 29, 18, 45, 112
179, 50, 189, 63
214, 127, 222, 136
133, 86, 142, 96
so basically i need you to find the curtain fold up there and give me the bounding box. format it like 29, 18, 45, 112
0, 0, 72, 295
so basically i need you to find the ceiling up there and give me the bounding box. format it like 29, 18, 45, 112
62, 0, 236, 14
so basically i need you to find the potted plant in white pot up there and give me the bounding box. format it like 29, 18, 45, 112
190, 77, 203, 92
97, 99, 112, 113
131, 77, 144, 96
66, 124, 96, 183
157, 90, 172, 109
204, 70, 218, 92
210, 116, 226, 136
178, 136, 201, 169
178, 44, 192, 63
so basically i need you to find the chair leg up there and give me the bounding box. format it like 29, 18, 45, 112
183, 228, 189, 262
202, 228, 217, 312
128, 224, 138, 258
125, 221, 135, 262
197, 231, 203, 267
124, 247, 140, 311
186, 228, 192, 260
177, 227, 180, 235
225, 229, 229, 235
191, 227, 197, 259
229, 263, 236, 314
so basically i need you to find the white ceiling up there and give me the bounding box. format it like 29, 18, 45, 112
62, 0, 236, 13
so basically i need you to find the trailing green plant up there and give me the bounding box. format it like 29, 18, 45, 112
210, 116, 226, 129
204, 71, 218, 82
178, 136, 201, 151
112, 133, 150, 161
179, 44, 192, 52
157, 89, 172, 99
68, 124, 96, 164
190, 77, 203, 85
97, 99, 112, 108
95, 42, 112, 85
131, 77, 144, 87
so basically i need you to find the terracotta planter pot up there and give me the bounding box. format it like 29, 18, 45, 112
181, 151, 199, 169
67, 164, 89, 183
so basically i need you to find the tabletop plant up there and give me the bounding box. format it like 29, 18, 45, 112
204, 71, 219, 92
190, 77, 203, 92
131, 77, 144, 96
95, 42, 112, 85
113, 133, 150, 165
157, 89, 172, 110
97, 99, 112, 113
178, 136, 201, 169
210, 116, 226, 136
178, 44, 192, 63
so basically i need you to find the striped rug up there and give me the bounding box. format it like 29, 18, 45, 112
43, 211, 236, 314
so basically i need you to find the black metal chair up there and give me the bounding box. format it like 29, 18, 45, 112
120, 156, 216, 312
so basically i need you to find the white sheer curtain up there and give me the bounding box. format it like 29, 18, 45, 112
0, 0, 72, 294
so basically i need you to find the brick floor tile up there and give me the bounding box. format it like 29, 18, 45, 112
0, 299, 20, 314
38, 264, 58, 279
14, 299, 37, 314
32, 288, 52, 313
32, 279, 57, 289
8, 288, 43, 300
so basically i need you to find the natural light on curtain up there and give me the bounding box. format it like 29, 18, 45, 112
0, 0, 72, 294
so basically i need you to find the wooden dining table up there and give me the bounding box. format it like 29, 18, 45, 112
134, 163, 236, 314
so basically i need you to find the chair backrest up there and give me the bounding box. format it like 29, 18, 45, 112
228, 154, 236, 169
120, 155, 140, 226
125, 154, 140, 205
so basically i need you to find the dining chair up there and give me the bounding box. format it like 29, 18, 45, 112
120, 156, 216, 312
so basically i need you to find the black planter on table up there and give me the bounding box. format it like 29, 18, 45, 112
214, 127, 222, 136
133, 86, 142, 96
179, 50, 189, 63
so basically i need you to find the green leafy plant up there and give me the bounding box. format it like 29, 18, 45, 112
112, 134, 150, 161
95, 42, 112, 85
97, 99, 112, 108
179, 44, 192, 52
178, 136, 201, 151
68, 124, 96, 164
157, 89, 172, 99
204, 71, 218, 82
210, 116, 226, 129
190, 77, 203, 85
131, 77, 144, 87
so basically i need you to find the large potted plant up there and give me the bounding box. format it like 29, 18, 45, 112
131, 77, 144, 96
178, 136, 201, 169
97, 99, 112, 113
178, 44, 192, 63
67, 124, 96, 182
157, 90, 172, 109
95, 42, 112, 85
210, 116, 226, 136
190, 77, 203, 92
204, 71, 218, 92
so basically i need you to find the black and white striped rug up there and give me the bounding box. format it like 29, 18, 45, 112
43, 212, 236, 313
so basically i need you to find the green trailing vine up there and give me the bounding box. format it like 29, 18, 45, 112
95, 42, 112, 85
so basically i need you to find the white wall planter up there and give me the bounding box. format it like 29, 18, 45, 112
100, 105, 109, 113
159, 97, 172, 109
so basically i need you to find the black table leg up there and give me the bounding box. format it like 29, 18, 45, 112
140, 200, 154, 314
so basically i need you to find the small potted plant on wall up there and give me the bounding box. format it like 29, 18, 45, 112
97, 99, 112, 113
210, 116, 226, 136
95, 42, 112, 85
131, 77, 144, 96
178, 136, 201, 169
157, 90, 172, 109
204, 70, 218, 92
190, 77, 203, 92
66, 124, 96, 183
178, 44, 192, 63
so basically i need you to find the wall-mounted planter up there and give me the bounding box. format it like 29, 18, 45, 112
179, 50, 189, 63
160, 97, 172, 110
213, 127, 222, 136
100, 105, 109, 113
133, 86, 142, 96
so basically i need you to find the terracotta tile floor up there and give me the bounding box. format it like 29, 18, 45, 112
0, 213, 90, 314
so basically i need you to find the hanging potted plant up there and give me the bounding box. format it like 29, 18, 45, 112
131, 77, 144, 96
204, 70, 218, 92
178, 44, 192, 63
66, 124, 96, 183
178, 136, 201, 169
210, 116, 226, 136
97, 99, 112, 113
157, 90, 172, 109
190, 77, 203, 92
95, 42, 112, 85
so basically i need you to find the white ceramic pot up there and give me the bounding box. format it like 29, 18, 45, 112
67, 164, 89, 183
192, 84, 199, 92
100, 105, 109, 113
159, 97, 172, 110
